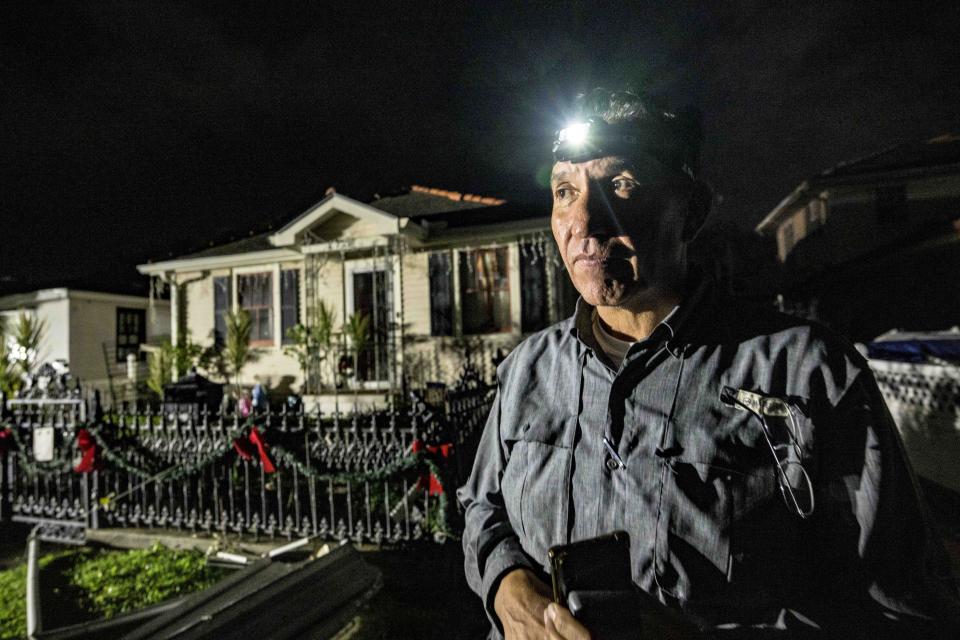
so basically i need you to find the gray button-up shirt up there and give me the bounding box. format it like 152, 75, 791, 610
457, 282, 958, 638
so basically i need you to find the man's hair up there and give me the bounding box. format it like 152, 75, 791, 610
573, 88, 704, 177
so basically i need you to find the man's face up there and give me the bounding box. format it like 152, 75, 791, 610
550, 154, 694, 309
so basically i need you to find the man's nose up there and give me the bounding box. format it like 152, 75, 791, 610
569, 181, 619, 239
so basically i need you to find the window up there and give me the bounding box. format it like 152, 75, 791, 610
238, 273, 273, 342
459, 248, 510, 334
428, 252, 454, 336
213, 276, 231, 346
116, 308, 146, 362
280, 269, 299, 344
520, 242, 548, 332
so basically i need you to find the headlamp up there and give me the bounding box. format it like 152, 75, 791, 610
552, 116, 696, 180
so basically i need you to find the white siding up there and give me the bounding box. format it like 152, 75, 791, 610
183, 272, 216, 346
402, 251, 431, 336
177, 266, 306, 393
312, 255, 346, 326
67, 292, 168, 384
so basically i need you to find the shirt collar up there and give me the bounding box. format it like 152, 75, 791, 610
568, 275, 712, 356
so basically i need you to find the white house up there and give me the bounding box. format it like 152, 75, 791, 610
137, 185, 576, 406
0, 288, 171, 395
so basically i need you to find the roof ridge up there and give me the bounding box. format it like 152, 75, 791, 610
410, 184, 505, 206
821, 143, 900, 176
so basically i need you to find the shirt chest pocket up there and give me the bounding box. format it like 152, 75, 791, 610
667, 407, 805, 605
663, 461, 781, 606
501, 423, 573, 562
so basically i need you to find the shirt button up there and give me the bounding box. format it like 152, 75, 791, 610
605, 458, 620, 471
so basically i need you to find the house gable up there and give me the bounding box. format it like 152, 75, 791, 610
269, 193, 402, 247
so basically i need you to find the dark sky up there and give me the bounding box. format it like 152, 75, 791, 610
2, 1, 959, 295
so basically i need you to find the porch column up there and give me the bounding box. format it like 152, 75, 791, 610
169, 278, 180, 346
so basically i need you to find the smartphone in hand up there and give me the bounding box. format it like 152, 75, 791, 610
548, 530, 633, 604
548, 531, 705, 639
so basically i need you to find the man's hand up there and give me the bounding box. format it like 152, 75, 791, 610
493, 568, 553, 639
545, 602, 592, 639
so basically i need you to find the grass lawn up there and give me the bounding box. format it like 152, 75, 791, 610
0, 543, 229, 640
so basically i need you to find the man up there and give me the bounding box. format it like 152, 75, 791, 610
457, 89, 959, 638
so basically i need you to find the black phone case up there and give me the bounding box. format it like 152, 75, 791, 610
547, 530, 633, 604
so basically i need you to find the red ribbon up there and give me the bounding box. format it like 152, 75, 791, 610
73, 428, 101, 473
233, 427, 276, 473
411, 439, 452, 496
411, 439, 453, 458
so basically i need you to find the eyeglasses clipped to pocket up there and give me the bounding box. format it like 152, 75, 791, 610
720, 386, 814, 519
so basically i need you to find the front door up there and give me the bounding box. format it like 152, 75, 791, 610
351, 269, 391, 383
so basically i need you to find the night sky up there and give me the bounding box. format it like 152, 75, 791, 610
2, 1, 959, 295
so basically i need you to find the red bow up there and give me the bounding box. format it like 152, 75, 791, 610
411, 439, 452, 496
74, 428, 101, 473
233, 426, 276, 473
411, 439, 453, 458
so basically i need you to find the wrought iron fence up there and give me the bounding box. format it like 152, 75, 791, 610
0, 373, 494, 545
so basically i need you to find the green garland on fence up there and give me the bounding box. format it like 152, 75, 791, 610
269, 443, 453, 536
86, 423, 239, 481
3, 423, 77, 476
0, 417, 454, 536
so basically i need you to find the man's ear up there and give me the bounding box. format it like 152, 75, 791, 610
681, 180, 713, 243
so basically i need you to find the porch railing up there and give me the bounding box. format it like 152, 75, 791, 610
0, 373, 494, 545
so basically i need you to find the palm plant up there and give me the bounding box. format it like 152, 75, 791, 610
284, 300, 337, 393
343, 312, 370, 387
172, 332, 204, 379
0, 316, 19, 396
146, 341, 175, 398
10, 312, 46, 378
145, 333, 206, 399
198, 344, 229, 383
223, 309, 254, 390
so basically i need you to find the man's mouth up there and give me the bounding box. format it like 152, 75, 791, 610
573, 255, 608, 269
573, 251, 628, 268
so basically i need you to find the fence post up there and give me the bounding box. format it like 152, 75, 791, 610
0, 391, 7, 522
26, 526, 42, 639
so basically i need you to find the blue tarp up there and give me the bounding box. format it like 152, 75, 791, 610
867, 339, 960, 363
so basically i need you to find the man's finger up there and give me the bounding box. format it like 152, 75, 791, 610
545, 603, 592, 640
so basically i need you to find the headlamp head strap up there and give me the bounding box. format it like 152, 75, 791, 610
552, 115, 697, 180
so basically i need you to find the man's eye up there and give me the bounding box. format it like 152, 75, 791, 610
554, 186, 575, 201
612, 177, 638, 193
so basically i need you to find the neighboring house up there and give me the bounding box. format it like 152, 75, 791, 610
137, 186, 575, 404
0, 288, 171, 395
755, 134, 960, 341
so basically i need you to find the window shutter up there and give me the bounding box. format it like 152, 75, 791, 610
520, 242, 548, 333
213, 276, 232, 346
280, 269, 300, 343
429, 252, 454, 336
